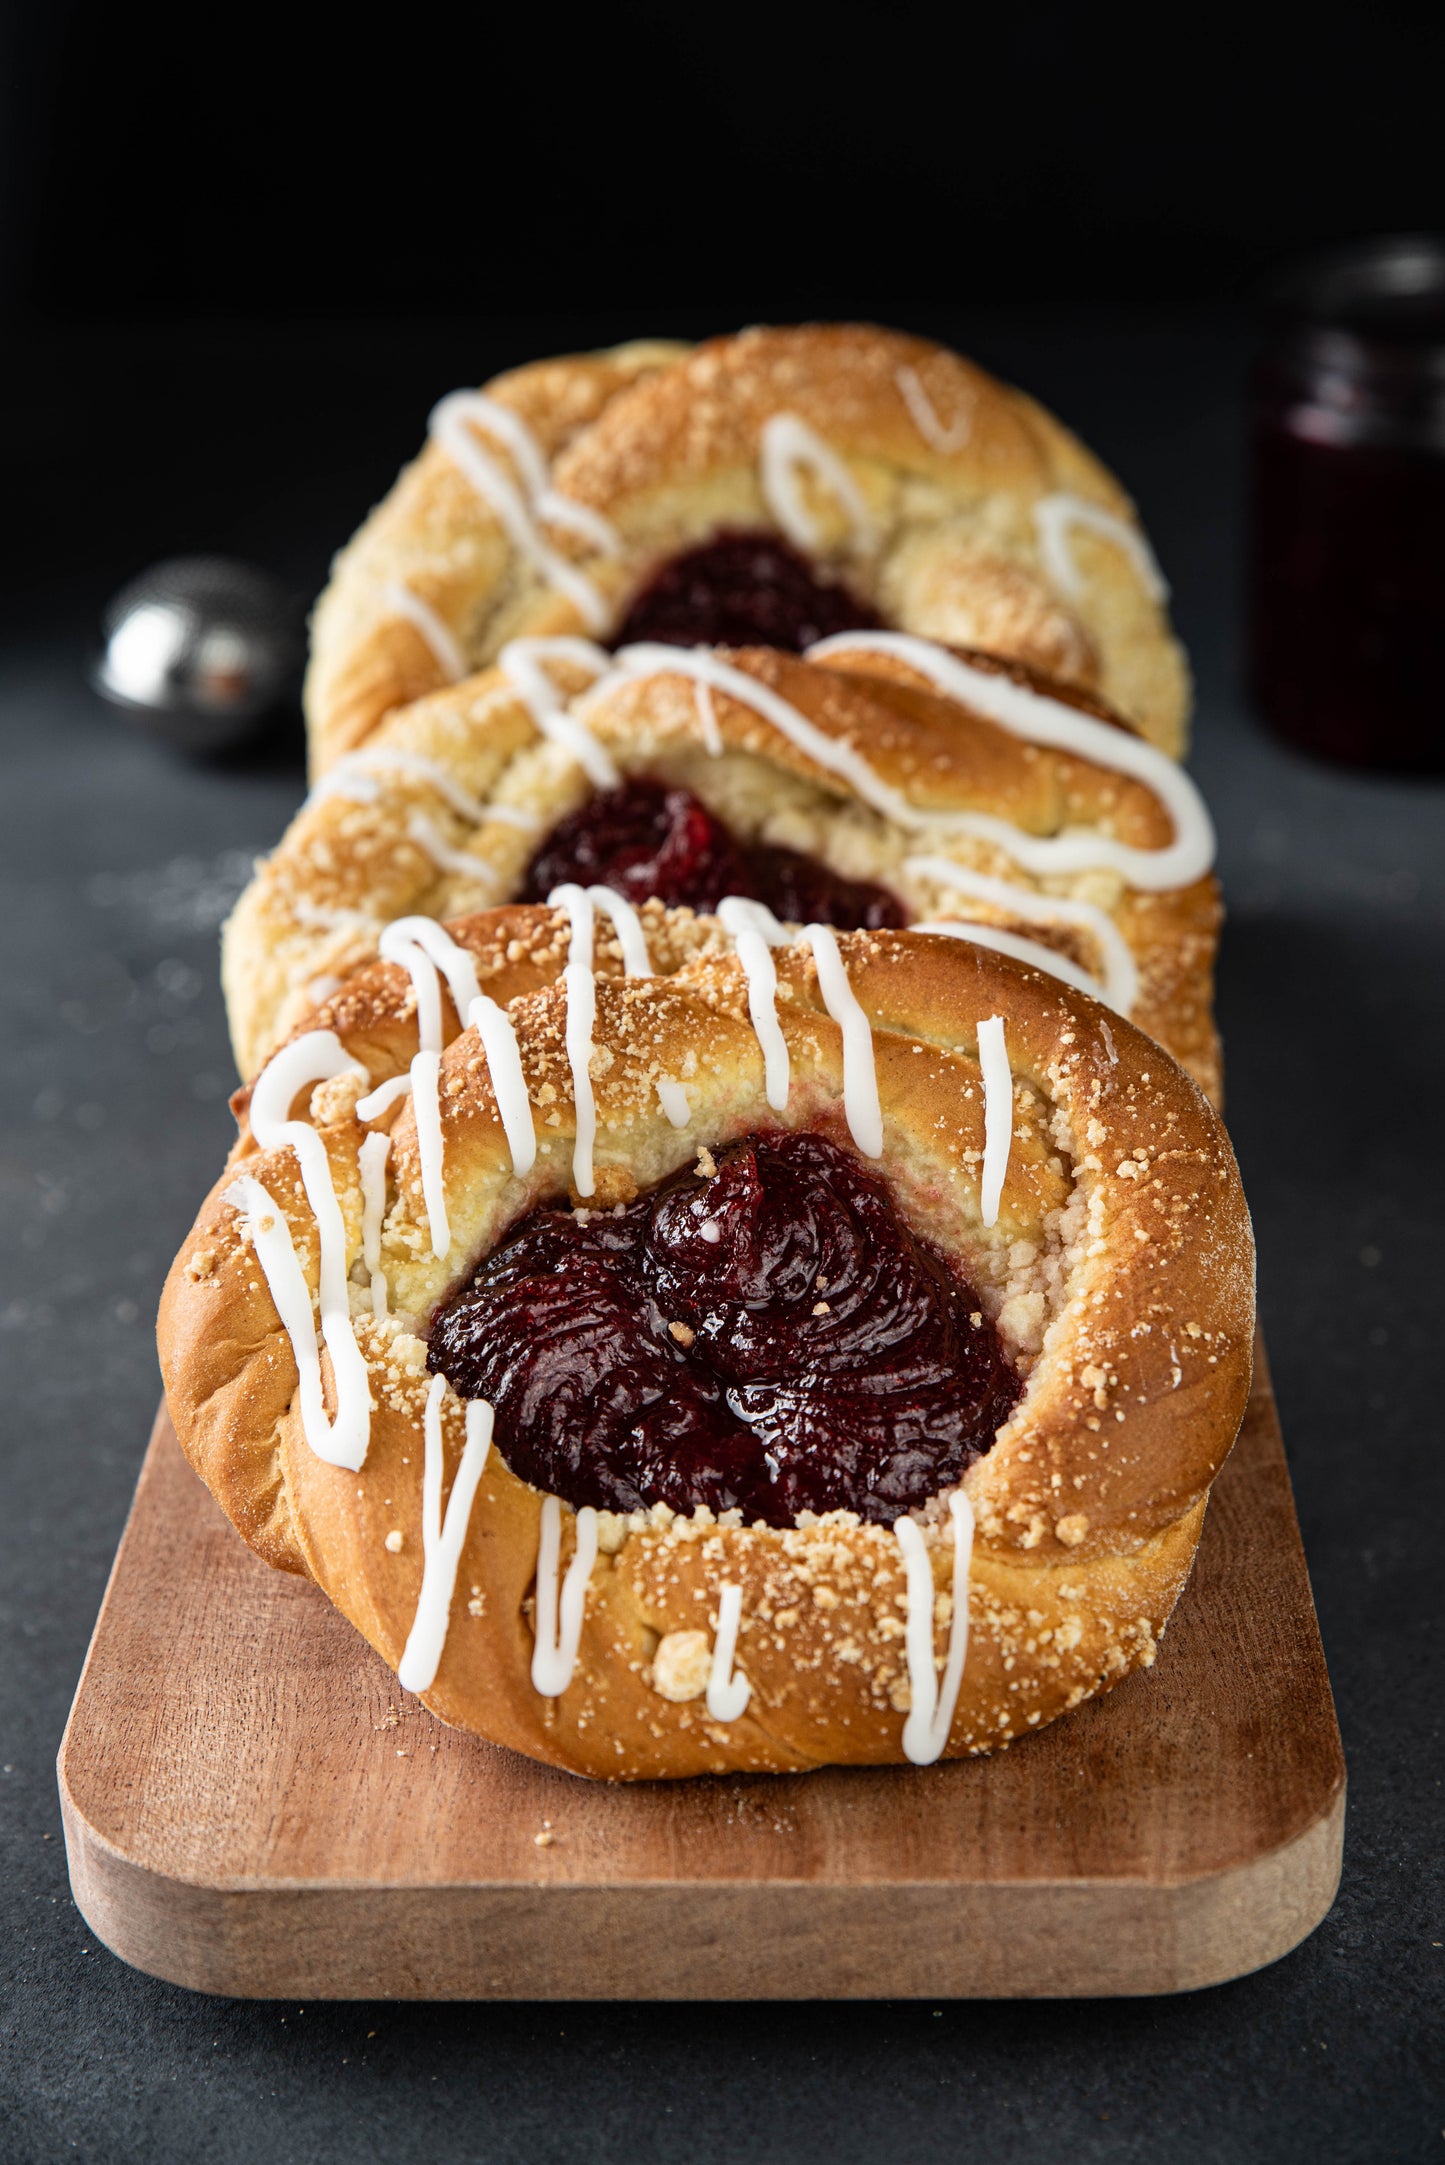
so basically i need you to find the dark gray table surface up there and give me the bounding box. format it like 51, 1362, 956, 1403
1, 315, 1440, 2163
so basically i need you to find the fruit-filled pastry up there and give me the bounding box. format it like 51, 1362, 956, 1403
162, 899, 1253, 1780
227, 635, 1221, 1096
305, 324, 1189, 773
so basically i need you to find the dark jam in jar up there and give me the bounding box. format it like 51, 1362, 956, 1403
1249, 237, 1445, 772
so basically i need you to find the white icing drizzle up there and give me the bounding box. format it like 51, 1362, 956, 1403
896, 1490, 975, 1765
410, 1047, 450, 1258
479, 804, 542, 833
355, 1071, 413, 1122
372, 920, 485, 1259
545, 882, 653, 1197
380, 927, 439, 1050
224, 1173, 357, 1464
562, 959, 598, 1197
428, 392, 615, 631
406, 811, 502, 888
291, 896, 380, 936
759, 412, 876, 553
530, 1493, 600, 1697
910, 919, 1108, 1005
976, 1014, 1012, 1230
656, 1078, 691, 1128
306, 734, 544, 927
548, 884, 600, 1198
706, 1583, 751, 1722
381, 580, 467, 683
717, 896, 790, 1112
694, 679, 724, 756
398, 1378, 494, 1694
609, 639, 954, 841
805, 630, 1214, 892
358, 1129, 391, 1316
465, 994, 536, 1175
307, 764, 383, 810
894, 364, 971, 453
375, 752, 491, 824
310, 753, 538, 888
312, 748, 489, 826
533, 489, 621, 556
378, 916, 483, 1046
499, 637, 619, 788
452, 393, 552, 495
229, 1030, 373, 1471
587, 885, 652, 979
904, 856, 1140, 1014
1034, 491, 1170, 604
716, 892, 790, 946
803, 923, 882, 1158
445, 393, 621, 559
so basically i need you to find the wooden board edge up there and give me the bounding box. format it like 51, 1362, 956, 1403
57, 1757, 1345, 2002
58, 1357, 1349, 2001
58, 1399, 174, 1729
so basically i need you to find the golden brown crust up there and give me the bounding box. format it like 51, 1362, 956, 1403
305, 340, 688, 771
161, 907, 1254, 1780
226, 643, 1221, 1097
305, 324, 1190, 772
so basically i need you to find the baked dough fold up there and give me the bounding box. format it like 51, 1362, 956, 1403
228, 643, 1221, 1095
161, 907, 1253, 1780
306, 324, 1189, 773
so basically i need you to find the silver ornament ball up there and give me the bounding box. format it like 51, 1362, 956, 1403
93, 556, 303, 752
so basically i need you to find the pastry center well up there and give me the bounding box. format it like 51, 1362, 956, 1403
426, 1130, 1019, 1527
609, 531, 881, 653
519, 776, 904, 929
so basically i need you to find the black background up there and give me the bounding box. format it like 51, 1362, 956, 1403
4, 0, 1445, 644
3, 0, 1445, 321
1, 7, 1443, 2162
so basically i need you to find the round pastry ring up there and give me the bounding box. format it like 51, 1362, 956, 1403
224, 634, 1222, 1100
161, 906, 1253, 1780
304, 322, 1190, 774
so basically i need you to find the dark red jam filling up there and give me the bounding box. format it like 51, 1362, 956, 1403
519, 776, 905, 930
610, 531, 882, 653
427, 1131, 1019, 1528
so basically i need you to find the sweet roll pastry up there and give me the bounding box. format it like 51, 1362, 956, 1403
306, 324, 1190, 773
160, 901, 1255, 1780
224, 633, 1222, 1098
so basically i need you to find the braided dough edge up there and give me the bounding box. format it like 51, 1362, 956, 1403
163, 910, 1252, 1779
305, 324, 1190, 772
229, 645, 1220, 1093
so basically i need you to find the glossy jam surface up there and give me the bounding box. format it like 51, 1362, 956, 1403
520, 776, 904, 930
610, 531, 882, 653
428, 1132, 1019, 1527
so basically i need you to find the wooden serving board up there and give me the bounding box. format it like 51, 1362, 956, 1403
59, 1340, 1344, 2000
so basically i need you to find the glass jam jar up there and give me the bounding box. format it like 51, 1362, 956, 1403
1248, 235, 1445, 772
